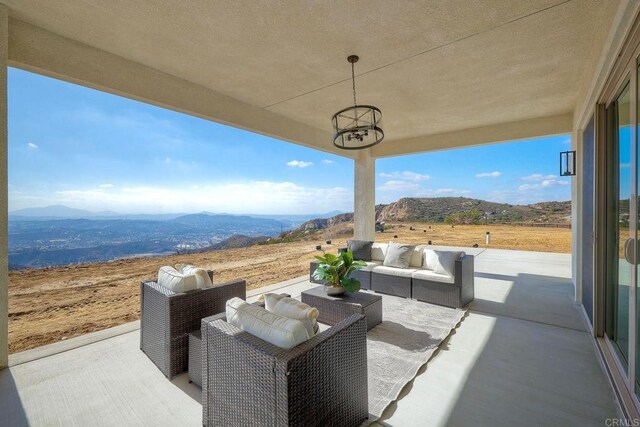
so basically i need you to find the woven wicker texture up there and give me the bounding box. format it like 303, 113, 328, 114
412, 255, 474, 308
202, 313, 368, 427
301, 287, 382, 331
188, 330, 202, 386
140, 278, 246, 378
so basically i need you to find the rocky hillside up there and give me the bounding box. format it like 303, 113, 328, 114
376, 197, 571, 223
277, 197, 571, 240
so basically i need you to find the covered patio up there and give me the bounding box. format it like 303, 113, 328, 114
1, 0, 639, 425
1, 248, 618, 426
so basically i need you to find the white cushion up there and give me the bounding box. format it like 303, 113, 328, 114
371, 243, 387, 262
383, 242, 415, 268
225, 297, 310, 349
360, 261, 382, 271
372, 265, 417, 278
157, 266, 198, 293
264, 293, 319, 337
424, 250, 465, 276
175, 264, 213, 288
409, 245, 425, 268
411, 269, 455, 284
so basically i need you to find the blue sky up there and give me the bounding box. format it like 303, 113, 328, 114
8, 68, 571, 214
376, 136, 572, 205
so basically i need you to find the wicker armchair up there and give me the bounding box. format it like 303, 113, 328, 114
201, 313, 369, 427
140, 275, 246, 379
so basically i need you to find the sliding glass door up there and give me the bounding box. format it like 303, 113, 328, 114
606, 81, 633, 371
598, 15, 640, 411
637, 62, 640, 392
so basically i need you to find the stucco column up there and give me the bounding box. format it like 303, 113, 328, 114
354, 149, 375, 241
0, 5, 8, 369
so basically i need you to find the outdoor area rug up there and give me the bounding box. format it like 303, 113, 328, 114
365, 293, 466, 423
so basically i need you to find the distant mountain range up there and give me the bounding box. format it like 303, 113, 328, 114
9, 205, 344, 224
10, 205, 119, 219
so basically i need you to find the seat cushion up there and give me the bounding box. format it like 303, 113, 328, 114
175, 264, 213, 288
371, 243, 387, 262
264, 293, 319, 337
157, 266, 198, 293
424, 249, 465, 276
347, 239, 374, 261
411, 269, 455, 284
361, 261, 382, 271
226, 297, 310, 349
383, 242, 415, 268
372, 265, 417, 278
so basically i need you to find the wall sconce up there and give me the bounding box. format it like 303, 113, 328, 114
560, 150, 576, 176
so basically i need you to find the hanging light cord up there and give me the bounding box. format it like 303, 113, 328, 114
351, 61, 357, 107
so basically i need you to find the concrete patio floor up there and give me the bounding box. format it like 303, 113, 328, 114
0, 248, 620, 426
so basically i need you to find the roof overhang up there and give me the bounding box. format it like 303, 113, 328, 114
1, 1, 625, 158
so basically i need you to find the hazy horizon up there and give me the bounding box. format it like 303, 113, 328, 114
8, 195, 572, 218
7, 204, 346, 217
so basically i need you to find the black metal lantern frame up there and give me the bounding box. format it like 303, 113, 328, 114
332, 55, 384, 150
560, 150, 576, 176
332, 104, 384, 150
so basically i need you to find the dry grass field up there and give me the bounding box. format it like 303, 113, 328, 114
8, 223, 571, 353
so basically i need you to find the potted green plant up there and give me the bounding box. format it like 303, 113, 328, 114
312, 250, 367, 296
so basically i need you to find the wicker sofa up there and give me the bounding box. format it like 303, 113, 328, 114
140, 274, 246, 379
201, 312, 369, 427
310, 243, 474, 309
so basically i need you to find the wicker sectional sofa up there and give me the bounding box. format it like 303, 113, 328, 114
310, 243, 474, 309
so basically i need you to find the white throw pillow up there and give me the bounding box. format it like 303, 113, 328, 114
409, 245, 425, 268
371, 243, 388, 262
264, 293, 319, 337
157, 266, 198, 293
423, 250, 465, 277
383, 242, 415, 268
225, 297, 310, 349
176, 264, 213, 288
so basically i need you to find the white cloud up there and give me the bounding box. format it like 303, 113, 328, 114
287, 160, 313, 168
475, 171, 501, 178
98, 184, 115, 189
518, 179, 570, 192
521, 174, 557, 181
27, 142, 38, 150
321, 159, 335, 165
31, 181, 352, 214
379, 171, 430, 182
377, 180, 421, 192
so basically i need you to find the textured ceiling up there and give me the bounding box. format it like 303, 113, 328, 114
3, 0, 617, 142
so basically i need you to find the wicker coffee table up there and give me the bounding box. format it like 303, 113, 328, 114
301, 286, 382, 331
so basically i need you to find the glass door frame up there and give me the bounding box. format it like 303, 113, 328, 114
601, 47, 640, 404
